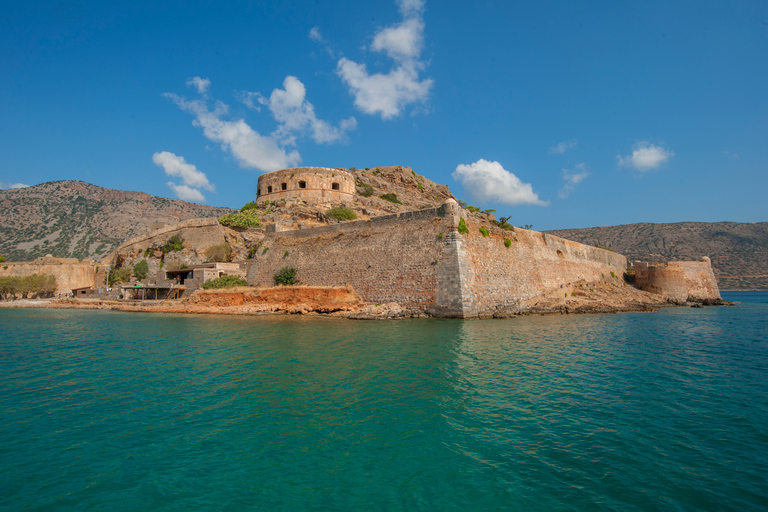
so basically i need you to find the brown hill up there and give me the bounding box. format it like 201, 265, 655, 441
546, 222, 768, 290
0, 181, 234, 262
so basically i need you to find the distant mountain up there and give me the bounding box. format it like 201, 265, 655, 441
546, 222, 768, 290
0, 181, 234, 262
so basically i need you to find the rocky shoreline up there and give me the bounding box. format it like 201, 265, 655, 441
0, 283, 731, 320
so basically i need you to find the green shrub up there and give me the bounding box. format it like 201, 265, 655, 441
0, 255, 5, 262
479, 227, 489, 237
380, 193, 402, 204
109, 268, 132, 285
240, 200, 259, 212
504, 238, 512, 247
492, 215, 513, 230
437, 233, 443, 239
417, 181, 423, 191
284, 250, 289, 258
466, 206, 481, 213
356, 184, 374, 197
611, 271, 617, 279
218, 210, 262, 228
163, 234, 184, 253
133, 260, 149, 280
325, 206, 357, 221
201, 275, 248, 289
159, 261, 164, 269
274, 266, 297, 286
458, 218, 469, 234
248, 241, 263, 259
205, 243, 232, 263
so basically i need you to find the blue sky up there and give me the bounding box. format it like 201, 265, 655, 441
1, 0, 766, 230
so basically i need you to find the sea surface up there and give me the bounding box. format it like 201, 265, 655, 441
1, 292, 767, 511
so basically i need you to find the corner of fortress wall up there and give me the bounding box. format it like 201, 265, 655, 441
0, 258, 98, 294
635, 257, 721, 302
245, 201, 632, 318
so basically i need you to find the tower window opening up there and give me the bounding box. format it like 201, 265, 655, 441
257, 189, 260, 196
281, 183, 287, 190
332, 182, 340, 190
267, 186, 273, 193
299, 181, 306, 189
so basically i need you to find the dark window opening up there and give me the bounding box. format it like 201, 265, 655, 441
281, 183, 287, 190
267, 186, 273, 193
257, 188, 260, 196
332, 182, 340, 190
299, 181, 306, 189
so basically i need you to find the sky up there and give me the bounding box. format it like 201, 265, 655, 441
1, 0, 766, 231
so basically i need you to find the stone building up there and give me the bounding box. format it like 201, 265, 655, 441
256, 167, 355, 204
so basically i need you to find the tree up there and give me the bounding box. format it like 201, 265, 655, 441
133, 260, 149, 280
109, 268, 132, 285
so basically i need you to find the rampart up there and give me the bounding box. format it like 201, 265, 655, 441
0, 257, 98, 294
246, 200, 631, 318
256, 167, 355, 204
635, 258, 721, 302
112, 217, 225, 257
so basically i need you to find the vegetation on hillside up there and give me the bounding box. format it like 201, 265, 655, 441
163, 234, 185, 253
133, 260, 149, 280
218, 209, 263, 228
274, 266, 297, 286
109, 268, 132, 285
325, 206, 357, 221
205, 243, 232, 262
380, 193, 402, 204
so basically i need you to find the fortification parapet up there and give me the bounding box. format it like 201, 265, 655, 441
634, 257, 721, 302
257, 167, 355, 204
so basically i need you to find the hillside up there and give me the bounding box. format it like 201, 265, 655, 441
0, 181, 234, 262
546, 222, 768, 290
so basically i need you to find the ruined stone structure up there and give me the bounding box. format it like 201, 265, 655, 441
0, 256, 98, 295
634, 257, 721, 303
256, 167, 355, 204
245, 199, 633, 318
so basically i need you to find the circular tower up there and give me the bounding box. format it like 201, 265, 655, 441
256, 167, 355, 203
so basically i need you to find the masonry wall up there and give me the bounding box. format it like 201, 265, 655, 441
114, 218, 227, 259
635, 258, 720, 302
457, 216, 629, 317
246, 208, 452, 310
0, 257, 98, 294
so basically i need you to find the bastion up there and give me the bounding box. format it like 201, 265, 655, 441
256, 167, 355, 204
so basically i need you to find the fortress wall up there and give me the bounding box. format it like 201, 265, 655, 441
459, 217, 629, 317
0, 258, 97, 294
635, 259, 720, 302
246, 208, 452, 310
114, 218, 229, 260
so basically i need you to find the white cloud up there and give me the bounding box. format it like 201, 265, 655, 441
549, 139, 577, 154
165, 92, 300, 172
186, 76, 211, 95
453, 159, 549, 207
0, 181, 30, 190
309, 26, 323, 43
617, 141, 674, 171
335, 0, 432, 119
152, 151, 214, 192
166, 182, 206, 202
558, 163, 588, 199
262, 76, 356, 145
235, 91, 262, 111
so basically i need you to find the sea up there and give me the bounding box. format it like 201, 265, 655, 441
1, 291, 766, 511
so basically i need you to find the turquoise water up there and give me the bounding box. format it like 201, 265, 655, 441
1, 293, 767, 511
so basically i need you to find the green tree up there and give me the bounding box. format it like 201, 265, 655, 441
325, 206, 357, 221
109, 268, 132, 285
205, 243, 232, 262
274, 266, 297, 286
133, 260, 149, 280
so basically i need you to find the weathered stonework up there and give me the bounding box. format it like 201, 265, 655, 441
634, 257, 721, 302
0, 257, 98, 294
256, 167, 355, 204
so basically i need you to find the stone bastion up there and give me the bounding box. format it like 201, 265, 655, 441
256, 167, 355, 204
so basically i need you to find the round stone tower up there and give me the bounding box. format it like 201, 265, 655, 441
256, 167, 355, 203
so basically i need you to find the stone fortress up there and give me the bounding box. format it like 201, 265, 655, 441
1, 164, 723, 315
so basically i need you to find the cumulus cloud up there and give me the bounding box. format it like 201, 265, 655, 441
0, 181, 30, 190
617, 141, 674, 171
166, 182, 206, 202
186, 76, 211, 95
152, 151, 214, 191
260, 76, 356, 145
335, 0, 432, 119
165, 92, 300, 172
558, 163, 588, 199
549, 139, 577, 154
453, 159, 549, 207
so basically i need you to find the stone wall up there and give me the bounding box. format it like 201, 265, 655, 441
246, 207, 451, 311
0, 257, 98, 294
246, 200, 634, 318
112, 218, 226, 259
256, 167, 355, 204
635, 258, 721, 302
457, 215, 629, 317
